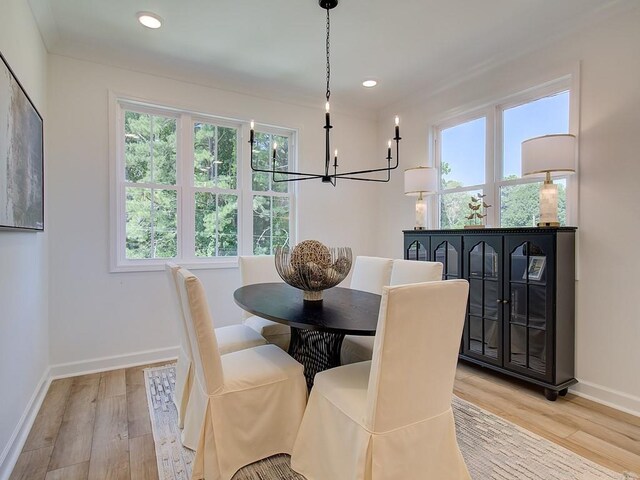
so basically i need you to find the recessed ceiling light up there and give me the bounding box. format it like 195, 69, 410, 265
137, 11, 163, 29
362, 80, 378, 88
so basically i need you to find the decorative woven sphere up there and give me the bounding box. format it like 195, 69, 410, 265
291, 240, 331, 269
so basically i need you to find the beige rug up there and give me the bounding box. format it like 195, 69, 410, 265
145, 364, 637, 480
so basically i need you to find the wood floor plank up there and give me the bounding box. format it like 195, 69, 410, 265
8, 446, 53, 480
127, 368, 152, 438
44, 462, 89, 480
92, 395, 128, 446
48, 375, 100, 470
567, 430, 640, 473
130, 434, 159, 480
98, 369, 126, 399
87, 438, 130, 480
23, 378, 74, 452
87, 394, 130, 480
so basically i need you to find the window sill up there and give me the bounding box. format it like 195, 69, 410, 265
110, 258, 239, 273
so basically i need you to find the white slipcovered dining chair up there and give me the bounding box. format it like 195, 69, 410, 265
176, 268, 307, 480
239, 255, 291, 350
340, 256, 392, 365
341, 258, 443, 365
348, 255, 393, 295
291, 280, 471, 480
165, 263, 267, 440
389, 258, 443, 285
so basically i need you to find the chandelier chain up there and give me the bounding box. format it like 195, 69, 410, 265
325, 7, 331, 102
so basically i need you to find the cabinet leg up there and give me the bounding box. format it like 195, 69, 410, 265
558, 387, 569, 397
544, 388, 559, 401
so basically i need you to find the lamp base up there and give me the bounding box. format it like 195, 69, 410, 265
537, 221, 560, 228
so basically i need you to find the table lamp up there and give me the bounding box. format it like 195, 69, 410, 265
404, 166, 437, 230
521, 134, 576, 227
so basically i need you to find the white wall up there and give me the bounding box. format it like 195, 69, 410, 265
375, 5, 640, 413
0, 0, 49, 471
46, 55, 379, 367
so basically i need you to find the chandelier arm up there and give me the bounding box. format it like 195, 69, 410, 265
252, 165, 323, 178
330, 176, 391, 183
271, 173, 326, 182
331, 159, 399, 178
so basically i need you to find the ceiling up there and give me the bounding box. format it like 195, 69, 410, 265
28, 0, 628, 111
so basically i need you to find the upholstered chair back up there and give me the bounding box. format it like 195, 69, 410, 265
350, 256, 393, 295
390, 259, 443, 285
239, 255, 282, 319
176, 268, 224, 396
365, 280, 469, 433
239, 255, 282, 285
166, 262, 194, 361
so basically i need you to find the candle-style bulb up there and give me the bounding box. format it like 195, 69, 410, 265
334, 149, 338, 157
250, 120, 254, 130
388, 140, 392, 148
325, 102, 330, 112
273, 142, 278, 150
395, 116, 399, 126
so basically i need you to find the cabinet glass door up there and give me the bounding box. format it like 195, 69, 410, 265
462, 237, 502, 366
405, 237, 428, 261
431, 236, 462, 280
505, 237, 554, 381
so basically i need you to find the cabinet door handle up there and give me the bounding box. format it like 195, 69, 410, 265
496, 299, 503, 303
502, 299, 509, 304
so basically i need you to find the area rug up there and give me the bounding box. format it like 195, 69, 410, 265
144, 364, 637, 480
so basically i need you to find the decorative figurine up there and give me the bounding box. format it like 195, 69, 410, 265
465, 194, 491, 228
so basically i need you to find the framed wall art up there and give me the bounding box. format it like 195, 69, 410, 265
0, 51, 44, 231
524, 255, 546, 281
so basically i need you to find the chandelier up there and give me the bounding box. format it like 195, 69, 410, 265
249, 0, 401, 186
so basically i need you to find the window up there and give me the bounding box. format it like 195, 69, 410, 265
434, 79, 575, 228
111, 99, 296, 271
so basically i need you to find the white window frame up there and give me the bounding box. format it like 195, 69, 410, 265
432, 74, 579, 228
240, 125, 297, 256
109, 94, 297, 272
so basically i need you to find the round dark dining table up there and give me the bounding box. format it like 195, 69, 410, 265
234, 283, 381, 388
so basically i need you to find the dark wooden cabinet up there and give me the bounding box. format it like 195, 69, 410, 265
403, 227, 577, 400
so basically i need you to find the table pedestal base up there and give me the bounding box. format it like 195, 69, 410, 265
288, 328, 345, 389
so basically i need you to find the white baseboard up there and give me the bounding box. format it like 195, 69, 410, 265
0, 346, 179, 480
571, 380, 640, 417
49, 346, 179, 379
0, 368, 51, 480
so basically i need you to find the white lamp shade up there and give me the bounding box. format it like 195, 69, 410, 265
522, 134, 576, 176
404, 167, 437, 196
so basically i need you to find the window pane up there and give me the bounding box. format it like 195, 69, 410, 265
193, 123, 237, 189
252, 132, 289, 193
253, 195, 290, 255
441, 117, 485, 189
502, 91, 569, 179
440, 189, 482, 229
217, 194, 238, 256
500, 179, 566, 227
124, 112, 176, 185
194, 192, 238, 257
271, 196, 291, 249
125, 187, 177, 259
194, 192, 216, 257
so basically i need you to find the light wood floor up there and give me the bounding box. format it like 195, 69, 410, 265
9, 361, 640, 479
